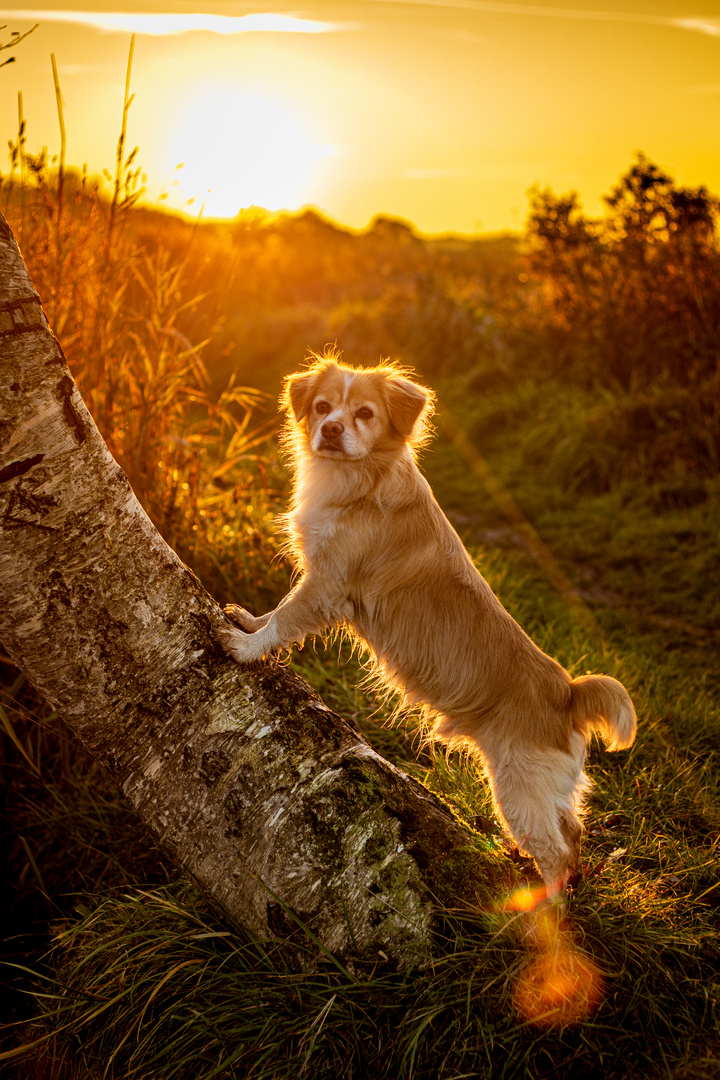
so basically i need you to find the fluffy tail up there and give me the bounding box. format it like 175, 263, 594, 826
569, 674, 637, 751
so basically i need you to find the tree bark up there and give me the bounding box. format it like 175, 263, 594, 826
0, 213, 507, 969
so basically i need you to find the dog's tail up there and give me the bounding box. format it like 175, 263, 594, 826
569, 674, 637, 751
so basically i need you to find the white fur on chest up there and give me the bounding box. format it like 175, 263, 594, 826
291, 458, 370, 564
293, 502, 344, 561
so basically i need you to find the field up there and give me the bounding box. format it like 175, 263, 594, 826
1, 142, 719, 1078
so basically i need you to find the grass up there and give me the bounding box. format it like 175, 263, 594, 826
3, 500, 718, 1077
1, 79, 719, 1076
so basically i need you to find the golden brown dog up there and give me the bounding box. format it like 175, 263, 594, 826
218, 354, 637, 895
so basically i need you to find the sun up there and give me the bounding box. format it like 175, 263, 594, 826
163, 83, 329, 217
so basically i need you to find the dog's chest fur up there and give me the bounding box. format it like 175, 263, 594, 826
293, 500, 344, 561
290, 458, 380, 567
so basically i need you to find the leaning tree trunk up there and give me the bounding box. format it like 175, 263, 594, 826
0, 214, 508, 968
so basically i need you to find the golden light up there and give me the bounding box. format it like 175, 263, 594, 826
510, 901, 605, 1028
513, 947, 605, 1028
501, 883, 548, 913
164, 84, 332, 217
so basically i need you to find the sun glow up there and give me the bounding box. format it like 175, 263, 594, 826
164, 86, 332, 217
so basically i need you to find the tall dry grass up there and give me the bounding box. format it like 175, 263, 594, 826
2, 47, 274, 580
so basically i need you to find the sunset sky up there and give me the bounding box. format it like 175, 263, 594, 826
3, 2, 720, 234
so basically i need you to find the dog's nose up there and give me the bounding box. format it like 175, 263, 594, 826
321, 421, 344, 438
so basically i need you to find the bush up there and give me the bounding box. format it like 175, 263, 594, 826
526, 153, 720, 390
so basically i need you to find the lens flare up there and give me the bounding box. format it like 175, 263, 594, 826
504, 898, 606, 1027
501, 883, 548, 913
513, 947, 604, 1027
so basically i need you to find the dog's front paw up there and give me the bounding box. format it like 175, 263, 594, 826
223, 603, 257, 632
217, 623, 271, 664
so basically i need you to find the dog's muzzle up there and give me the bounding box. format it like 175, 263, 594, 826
319, 420, 345, 453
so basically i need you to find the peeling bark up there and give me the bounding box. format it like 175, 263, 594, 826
0, 213, 509, 968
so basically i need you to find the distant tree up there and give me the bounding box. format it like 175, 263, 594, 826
526, 154, 720, 389
526, 189, 596, 252
603, 152, 718, 247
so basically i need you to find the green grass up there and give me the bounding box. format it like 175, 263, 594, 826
3, 478, 719, 1077
4, 369, 720, 1078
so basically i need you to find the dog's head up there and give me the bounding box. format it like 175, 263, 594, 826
282, 354, 435, 462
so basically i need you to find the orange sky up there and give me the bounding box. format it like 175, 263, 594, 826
3, 2, 720, 234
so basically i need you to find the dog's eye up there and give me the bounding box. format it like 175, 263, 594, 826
355, 407, 374, 421
314, 401, 332, 415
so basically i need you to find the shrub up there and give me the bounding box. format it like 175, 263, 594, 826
526, 153, 720, 390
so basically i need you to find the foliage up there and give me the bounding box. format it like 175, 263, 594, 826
524, 155, 720, 476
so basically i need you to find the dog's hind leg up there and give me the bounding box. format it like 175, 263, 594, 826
486, 741, 587, 897
558, 805, 583, 887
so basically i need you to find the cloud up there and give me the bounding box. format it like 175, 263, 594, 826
10, 4, 720, 41
3, 11, 341, 37
365, 1, 720, 38
674, 19, 720, 38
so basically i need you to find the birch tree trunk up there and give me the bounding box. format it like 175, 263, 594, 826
0, 213, 506, 969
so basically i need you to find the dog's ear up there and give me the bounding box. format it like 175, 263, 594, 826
284, 371, 318, 421
386, 377, 429, 438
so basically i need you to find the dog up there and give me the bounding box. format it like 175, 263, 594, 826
217, 353, 637, 896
